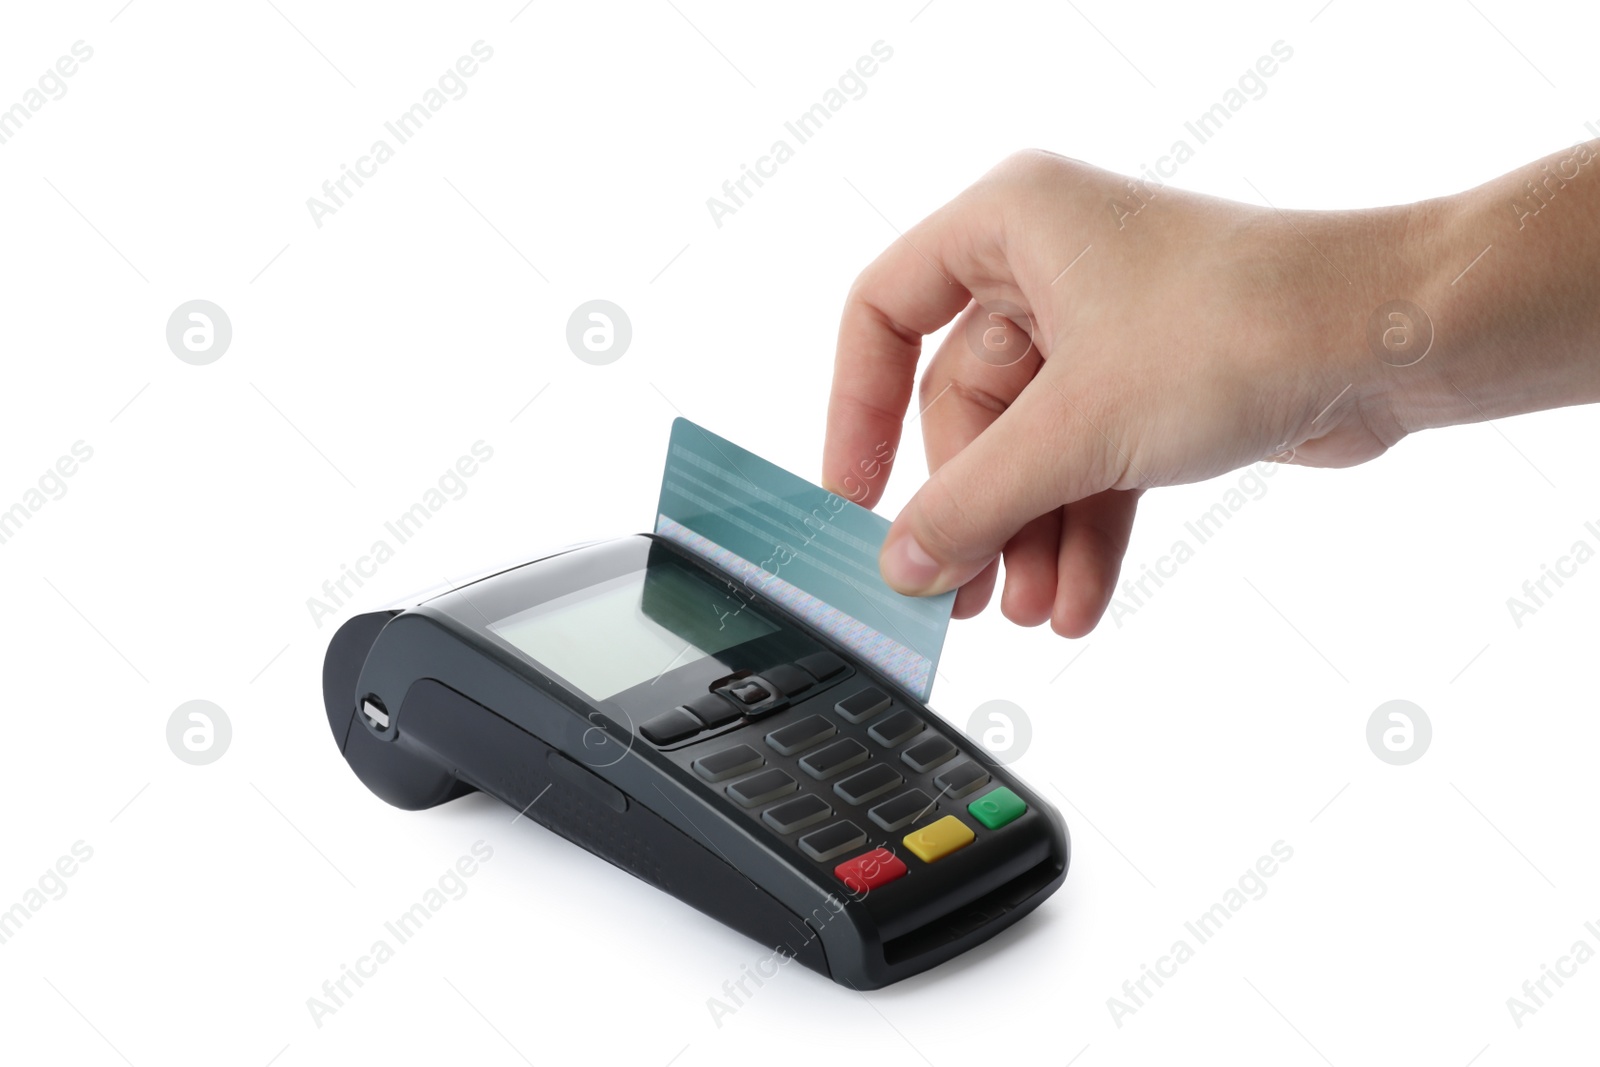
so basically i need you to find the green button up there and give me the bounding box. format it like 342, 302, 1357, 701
968, 786, 1027, 829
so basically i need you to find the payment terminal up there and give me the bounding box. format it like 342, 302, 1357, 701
322, 427, 1069, 989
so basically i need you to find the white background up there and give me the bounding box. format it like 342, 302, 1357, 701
2, 1, 1597, 1064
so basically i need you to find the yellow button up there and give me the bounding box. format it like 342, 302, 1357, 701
902, 815, 976, 863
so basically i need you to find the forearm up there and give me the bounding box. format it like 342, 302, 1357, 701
1392, 140, 1600, 432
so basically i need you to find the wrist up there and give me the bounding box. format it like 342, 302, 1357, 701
1364, 191, 1472, 436
1381, 143, 1600, 435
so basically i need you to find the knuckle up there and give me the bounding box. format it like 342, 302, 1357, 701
997, 147, 1073, 184
861, 296, 921, 348
843, 272, 873, 309
947, 378, 1011, 417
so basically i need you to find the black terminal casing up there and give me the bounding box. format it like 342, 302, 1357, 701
323, 534, 1069, 989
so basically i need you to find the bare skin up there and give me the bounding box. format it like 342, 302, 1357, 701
823, 144, 1600, 636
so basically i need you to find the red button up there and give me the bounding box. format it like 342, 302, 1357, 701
834, 847, 907, 893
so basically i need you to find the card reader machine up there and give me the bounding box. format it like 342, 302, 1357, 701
323, 534, 1069, 988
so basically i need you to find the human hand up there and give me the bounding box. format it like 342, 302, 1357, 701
822, 147, 1600, 635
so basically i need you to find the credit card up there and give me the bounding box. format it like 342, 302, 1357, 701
655, 417, 953, 701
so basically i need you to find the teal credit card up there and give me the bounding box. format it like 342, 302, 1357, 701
655, 418, 953, 701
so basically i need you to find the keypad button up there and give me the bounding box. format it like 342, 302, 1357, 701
762, 794, 832, 834
834, 764, 904, 805
765, 715, 836, 756
684, 692, 742, 728
795, 650, 847, 681
903, 815, 975, 863
968, 786, 1029, 830
717, 677, 786, 719
867, 709, 923, 747
798, 820, 867, 862
639, 708, 702, 745
760, 663, 815, 697
836, 687, 891, 723
726, 769, 798, 808
729, 681, 771, 704
868, 789, 935, 832
692, 744, 763, 783
901, 735, 958, 773
798, 738, 870, 780
834, 848, 908, 893
933, 761, 991, 799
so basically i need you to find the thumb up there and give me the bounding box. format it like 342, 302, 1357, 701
879, 382, 1115, 596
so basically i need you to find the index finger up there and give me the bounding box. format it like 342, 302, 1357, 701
822, 192, 1007, 508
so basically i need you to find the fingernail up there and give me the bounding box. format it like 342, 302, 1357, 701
882, 534, 943, 594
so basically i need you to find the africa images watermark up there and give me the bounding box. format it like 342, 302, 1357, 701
1109, 40, 1294, 228
1509, 125, 1599, 231
1504, 917, 1600, 1029
715, 438, 895, 629
306, 440, 495, 628
706, 941, 800, 1028
0, 440, 95, 549
0, 840, 94, 948
705, 40, 895, 229
1503, 517, 1600, 629
1108, 458, 1283, 626
0, 40, 94, 148
707, 854, 890, 1027
1107, 840, 1294, 1028
306, 840, 493, 1028
305, 41, 495, 229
